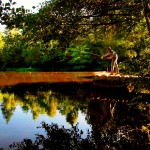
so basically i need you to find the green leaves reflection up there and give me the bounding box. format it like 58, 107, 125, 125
0, 93, 18, 123
0, 82, 149, 149
0, 84, 88, 125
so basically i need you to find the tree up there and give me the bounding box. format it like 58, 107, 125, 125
1, 0, 149, 46
142, 0, 150, 35
0, 0, 149, 73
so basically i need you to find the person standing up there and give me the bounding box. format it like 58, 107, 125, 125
101, 47, 119, 75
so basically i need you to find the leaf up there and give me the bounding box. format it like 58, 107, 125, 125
5, 3, 10, 7
142, 126, 147, 132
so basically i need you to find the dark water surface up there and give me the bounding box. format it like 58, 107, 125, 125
0, 72, 149, 149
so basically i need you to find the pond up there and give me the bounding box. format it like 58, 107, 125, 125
0, 72, 149, 150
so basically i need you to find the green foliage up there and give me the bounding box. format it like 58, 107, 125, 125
23, 44, 43, 67
0, 32, 4, 65
1, 28, 64, 70
2, 33, 25, 68
117, 19, 150, 75
0, 32, 4, 50
0, 0, 149, 74
65, 40, 104, 70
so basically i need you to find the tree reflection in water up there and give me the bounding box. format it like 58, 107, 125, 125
86, 96, 150, 150
0, 82, 149, 149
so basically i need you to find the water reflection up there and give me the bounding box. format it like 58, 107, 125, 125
0, 82, 130, 124
0, 83, 92, 149
87, 100, 113, 128
0, 79, 149, 149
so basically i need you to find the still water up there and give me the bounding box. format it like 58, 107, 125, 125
0, 72, 149, 150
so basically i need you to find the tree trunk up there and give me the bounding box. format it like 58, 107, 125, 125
143, 0, 150, 35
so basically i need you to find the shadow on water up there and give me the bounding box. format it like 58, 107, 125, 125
0, 72, 149, 149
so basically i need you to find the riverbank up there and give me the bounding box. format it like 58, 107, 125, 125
0, 71, 149, 94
